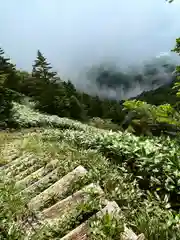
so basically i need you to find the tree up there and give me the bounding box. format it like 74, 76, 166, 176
0, 48, 17, 127
69, 95, 86, 120
0, 48, 13, 73
32, 50, 57, 83
0, 87, 14, 128
63, 80, 77, 97
165, 0, 180, 97
172, 38, 180, 97
0, 47, 17, 88
31, 50, 60, 103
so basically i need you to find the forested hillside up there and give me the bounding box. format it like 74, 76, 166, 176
1, 46, 179, 135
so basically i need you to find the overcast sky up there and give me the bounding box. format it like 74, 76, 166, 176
1, 0, 180, 80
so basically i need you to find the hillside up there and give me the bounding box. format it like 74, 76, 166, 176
1, 46, 180, 239
135, 79, 178, 106
0, 103, 180, 239
1, 47, 179, 136
85, 57, 176, 101
0, 128, 143, 240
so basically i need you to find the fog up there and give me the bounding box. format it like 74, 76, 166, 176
1, 0, 180, 99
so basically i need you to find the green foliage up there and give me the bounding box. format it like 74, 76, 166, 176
172, 38, 180, 98
9, 103, 180, 209
123, 99, 178, 124
89, 212, 124, 240
0, 179, 27, 239
173, 80, 180, 97
0, 48, 24, 128
122, 100, 180, 136
0, 47, 20, 91
39, 128, 180, 208
0, 88, 14, 128
88, 117, 123, 131
0, 73, 8, 85
11, 102, 90, 130
32, 50, 57, 82
1, 124, 180, 239
134, 196, 180, 240
0, 48, 15, 76
68, 95, 86, 120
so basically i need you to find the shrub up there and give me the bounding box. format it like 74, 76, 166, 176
122, 100, 180, 136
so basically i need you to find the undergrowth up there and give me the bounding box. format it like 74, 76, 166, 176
0, 103, 180, 239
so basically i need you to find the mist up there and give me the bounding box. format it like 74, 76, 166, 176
1, 0, 180, 99
74, 54, 177, 100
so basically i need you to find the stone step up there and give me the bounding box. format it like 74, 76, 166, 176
15, 162, 45, 181
1, 153, 29, 171
15, 159, 59, 189
42, 183, 104, 219
60, 201, 118, 240
60, 201, 142, 240
21, 168, 60, 198
0, 152, 20, 169
4, 154, 39, 177
28, 166, 87, 211
122, 228, 145, 240
0, 143, 20, 164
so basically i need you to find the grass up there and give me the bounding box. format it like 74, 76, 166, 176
0, 178, 29, 239
0, 129, 180, 239
0, 103, 180, 239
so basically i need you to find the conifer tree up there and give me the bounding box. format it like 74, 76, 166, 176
0, 47, 19, 90
0, 48, 15, 127
0, 47, 11, 89
69, 95, 85, 120
172, 38, 180, 97
32, 50, 57, 82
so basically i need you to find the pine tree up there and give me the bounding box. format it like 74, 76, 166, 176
69, 95, 85, 120
0, 47, 19, 90
0, 48, 15, 127
63, 80, 77, 97
0, 47, 10, 88
0, 48, 16, 73
31, 50, 58, 103
32, 50, 57, 82
0, 48, 9, 72
172, 38, 180, 97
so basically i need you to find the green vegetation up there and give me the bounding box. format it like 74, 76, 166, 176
172, 37, 180, 97
122, 100, 180, 136
1, 1, 180, 238
0, 103, 180, 239
10, 104, 180, 207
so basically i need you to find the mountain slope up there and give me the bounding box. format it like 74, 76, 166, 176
135, 79, 178, 106
0, 133, 143, 239
0, 103, 180, 239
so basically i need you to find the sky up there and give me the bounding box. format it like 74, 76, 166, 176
1, 0, 180, 82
